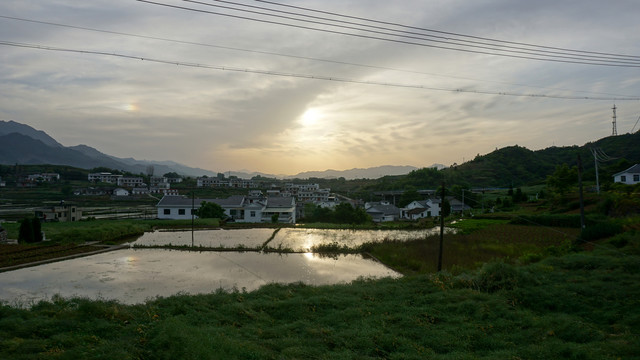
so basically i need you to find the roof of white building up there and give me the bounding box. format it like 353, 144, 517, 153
613, 164, 640, 176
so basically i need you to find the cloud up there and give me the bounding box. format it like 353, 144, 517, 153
0, 0, 638, 175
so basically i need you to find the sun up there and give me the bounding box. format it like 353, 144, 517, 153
299, 108, 322, 127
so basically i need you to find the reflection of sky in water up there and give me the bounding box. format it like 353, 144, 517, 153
0, 249, 400, 306
132, 227, 452, 252
133, 228, 275, 248
273, 228, 450, 252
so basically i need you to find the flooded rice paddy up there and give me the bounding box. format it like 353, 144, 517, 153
0, 228, 448, 305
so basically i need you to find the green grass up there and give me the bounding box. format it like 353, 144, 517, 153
0, 232, 638, 359
364, 222, 580, 275
447, 218, 509, 234
2, 218, 221, 244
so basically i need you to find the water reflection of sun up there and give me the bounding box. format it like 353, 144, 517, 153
121, 256, 138, 264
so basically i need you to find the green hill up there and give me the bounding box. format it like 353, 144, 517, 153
388, 132, 640, 189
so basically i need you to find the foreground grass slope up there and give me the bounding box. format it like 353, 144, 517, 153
1, 231, 638, 359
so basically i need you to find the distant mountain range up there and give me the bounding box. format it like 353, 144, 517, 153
0, 120, 425, 179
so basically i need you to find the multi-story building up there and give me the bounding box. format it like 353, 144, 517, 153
196, 177, 256, 188
285, 183, 330, 202
88, 172, 123, 183
117, 176, 145, 188
35, 202, 82, 222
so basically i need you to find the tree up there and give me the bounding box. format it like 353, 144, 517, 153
61, 184, 73, 197
197, 201, 225, 219
512, 188, 527, 203
163, 172, 181, 179
18, 217, 34, 243
31, 217, 43, 242
398, 188, 421, 208
18, 217, 42, 243
546, 163, 578, 196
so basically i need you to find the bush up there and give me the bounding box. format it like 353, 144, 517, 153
580, 222, 623, 242
475, 261, 523, 293
18, 217, 43, 243
510, 214, 584, 228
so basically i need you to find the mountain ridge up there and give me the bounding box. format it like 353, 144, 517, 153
0, 121, 423, 179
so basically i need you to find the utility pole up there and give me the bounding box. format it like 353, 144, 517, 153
438, 181, 445, 272
612, 104, 618, 136
590, 148, 600, 194
191, 189, 195, 247
577, 155, 586, 231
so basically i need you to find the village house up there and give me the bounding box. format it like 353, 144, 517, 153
285, 183, 330, 202
88, 172, 123, 183
113, 188, 130, 197
196, 176, 256, 188
400, 199, 440, 220
365, 201, 401, 222
149, 176, 170, 189
35, 202, 81, 222
613, 164, 640, 185
117, 176, 145, 188
27, 173, 60, 182
155, 195, 296, 223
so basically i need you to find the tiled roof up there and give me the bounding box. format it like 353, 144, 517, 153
614, 164, 640, 176
156, 195, 245, 207
267, 197, 294, 208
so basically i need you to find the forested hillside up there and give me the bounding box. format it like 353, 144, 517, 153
369, 132, 640, 190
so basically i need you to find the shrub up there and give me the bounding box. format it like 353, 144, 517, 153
580, 221, 623, 242
475, 261, 522, 293
18, 217, 43, 243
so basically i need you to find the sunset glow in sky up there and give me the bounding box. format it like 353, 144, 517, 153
1, 0, 639, 176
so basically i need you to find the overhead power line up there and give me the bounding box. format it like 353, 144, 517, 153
255, 0, 640, 61
1, 14, 635, 99
2, 40, 639, 101
206, 0, 639, 63
135, 0, 640, 67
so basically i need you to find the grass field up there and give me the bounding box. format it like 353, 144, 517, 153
0, 214, 638, 359
0, 230, 637, 359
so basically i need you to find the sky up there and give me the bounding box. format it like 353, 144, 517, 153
1, 0, 639, 176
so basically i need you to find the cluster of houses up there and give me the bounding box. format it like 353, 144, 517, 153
155, 184, 476, 224
87, 172, 180, 197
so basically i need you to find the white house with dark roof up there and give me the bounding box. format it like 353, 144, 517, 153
613, 164, 640, 185
365, 201, 401, 222
401, 199, 440, 219
156, 195, 296, 223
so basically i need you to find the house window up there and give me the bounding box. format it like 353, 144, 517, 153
634, 175, 639, 182
179, 209, 186, 215
164, 209, 171, 215
621, 175, 627, 182
250, 211, 256, 217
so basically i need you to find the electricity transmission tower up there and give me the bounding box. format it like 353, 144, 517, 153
612, 105, 618, 136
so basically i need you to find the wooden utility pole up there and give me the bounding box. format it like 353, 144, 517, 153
438, 181, 445, 272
